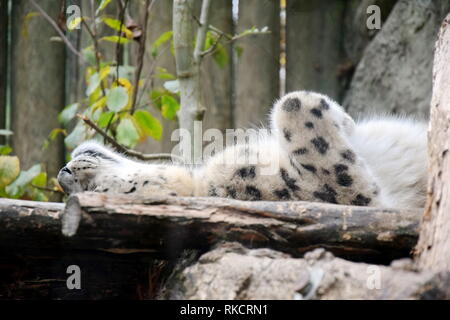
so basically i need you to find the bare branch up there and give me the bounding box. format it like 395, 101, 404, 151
193, 0, 211, 64
77, 114, 180, 162
115, 0, 129, 81
30, 0, 84, 61
130, 0, 152, 114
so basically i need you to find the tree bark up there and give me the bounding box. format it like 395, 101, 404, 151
343, 0, 450, 118
234, 0, 280, 128
173, 0, 209, 164
10, 0, 65, 179
0, 193, 421, 262
416, 13, 450, 273
0, 0, 8, 145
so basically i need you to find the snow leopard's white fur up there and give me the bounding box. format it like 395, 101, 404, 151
58, 91, 428, 209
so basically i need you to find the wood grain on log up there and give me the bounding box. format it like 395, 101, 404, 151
416, 14, 450, 272
0, 193, 421, 261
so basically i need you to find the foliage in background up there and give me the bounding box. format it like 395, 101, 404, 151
1, 0, 266, 201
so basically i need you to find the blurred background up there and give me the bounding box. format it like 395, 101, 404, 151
0, 0, 449, 202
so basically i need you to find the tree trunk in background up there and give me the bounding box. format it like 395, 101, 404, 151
0, 0, 8, 145
343, 0, 450, 118
65, 0, 82, 106
131, 0, 179, 154
234, 0, 280, 128
286, 0, 346, 101
10, 0, 65, 179
200, 0, 233, 133
416, 13, 450, 273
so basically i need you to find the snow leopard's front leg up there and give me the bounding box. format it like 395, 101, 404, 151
271, 91, 382, 206
57, 142, 194, 197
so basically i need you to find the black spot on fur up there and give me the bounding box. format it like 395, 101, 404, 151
334, 164, 349, 173
102, 188, 109, 192
305, 122, 314, 129
280, 168, 300, 191
313, 184, 338, 204
301, 163, 317, 174
341, 149, 356, 163
169, 192, 177, 196
282, 97, 301, 112
245, 185, 262, 200
274, 188, 291, 200
311, 137, 329, 155
351, 194, 371, 206
208, 186, 218, 197
236, 166, 256, 179
283, 128, 292, 142
337, 173, 353, 187
226, 186, 237, 199
143, 180, 149, 186
289, 158, 303, 176
321, 168, 331, 175
124, 186, 136, 194
293, 148, 309, 155
310, 108, 323, 118
320, 99, 330, 110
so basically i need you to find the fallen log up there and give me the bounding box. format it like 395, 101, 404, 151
0, 192, 421, 261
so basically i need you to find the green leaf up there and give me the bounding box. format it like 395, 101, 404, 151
100, 35, 129, 45
134, 110, 162, 141
86, 72, 101, 96
152, 31, 173, 56
82, 47, 96, 66
65, 123, 87, 149
0, 145, 12, 155
156, 72, 176, 80
163, 80, 180, 93
6, 164, 41, 197
161, 95, 180, 120
91, 96, 107, 112
106, 86, 129, 112
96, 0, 112, 15
97, 111, 116, 128
102, 17, 133, 38
0, 156, 20, 188
150, 90, 164, 110
234, 45, 244, 58
67, 16, 83, 31
32, 172, 47, 188
116, 65, 135, 80
116, 118, 140, 147
0, 129, 13, 136
153, 31, 173, 49
213, 43, 228, 68
58, 103, 79, 125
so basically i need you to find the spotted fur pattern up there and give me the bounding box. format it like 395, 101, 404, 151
58, 91, 428, 209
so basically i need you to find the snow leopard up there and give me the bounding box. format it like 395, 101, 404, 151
57, 90, 428, 209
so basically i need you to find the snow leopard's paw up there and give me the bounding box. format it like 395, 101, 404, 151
271, 90, 380, 206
